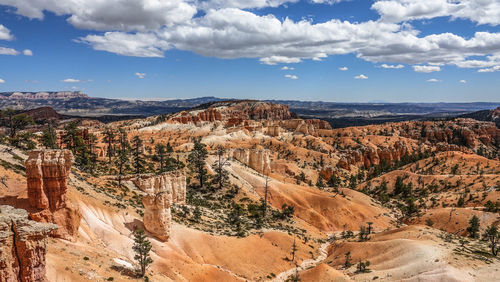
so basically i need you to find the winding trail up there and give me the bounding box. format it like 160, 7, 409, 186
272, 237, 331, 282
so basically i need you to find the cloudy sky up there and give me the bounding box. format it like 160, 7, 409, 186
0, 0, 499, 102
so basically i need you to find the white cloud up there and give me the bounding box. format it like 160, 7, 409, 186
135, 72, 146, 79
281, 66, 295, 70
372, 0, 500, 26
284, 74, 298, 80
460, 79, 466, 83
0, 0, 197, 32
339, 66, 348, 71
427, 78, 440, 82
3, 0, 500, 73
381, 63, 404, 69
0, 25, 13, 40
199, 0, 299, 10
0, 46, 19, 55
354, 74, 368, 79
260, 56, 302, 65
413, 65, 441, 73
23, 49, 33, 56
478, 66, 500, 72
78, 32, 170, 57
0, 78, 5, 83
62, 78, 81, 83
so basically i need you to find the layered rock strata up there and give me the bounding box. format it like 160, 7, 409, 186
0, 205, 57, 282
25, 150, 81, 240
133, 172, 186, 241
233, 149, 271, 174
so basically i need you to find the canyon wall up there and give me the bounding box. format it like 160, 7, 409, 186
25, 150, 81, 240
233, 149, 271, 174
0, 205, 57, 282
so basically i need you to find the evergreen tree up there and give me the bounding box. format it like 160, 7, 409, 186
132, 136, 146, 174
483, 224, 499, 256
187, 138, 208, 188
132, 230, 153, 277
40, 123, 59, 149
102, 128, 116, 164
115, 128, 130, 189
0, 109, 33, 140
212, 145, 229, 190
467, 215, 480, 238
155, 144, 167, 173
290, 237, 297, 261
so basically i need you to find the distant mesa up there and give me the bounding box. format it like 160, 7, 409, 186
0, 91, 88, 100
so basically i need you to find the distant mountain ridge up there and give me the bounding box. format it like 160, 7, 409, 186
0, 92, 498, 128
0, 91, 88, 100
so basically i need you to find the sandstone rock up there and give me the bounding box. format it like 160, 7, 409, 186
25, 150, 81, 240
267, 125, 281, 137
133, 172, 186, 241
0, 205, 57, 282
26, 150, 73, 210
142, 193, 172, 241
233, 149, 271, 174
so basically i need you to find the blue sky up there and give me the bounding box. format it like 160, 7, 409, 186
0, 0, 499, 102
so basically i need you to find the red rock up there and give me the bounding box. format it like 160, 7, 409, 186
0, 205, 57, 282
25, 150, 81, 240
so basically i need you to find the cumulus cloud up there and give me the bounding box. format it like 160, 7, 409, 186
339, 66, 348, 71
23, 49, 33, 56
3, 0, 500, 73
199, 0, 299, 10
372, 0, 500, 26
281, 66, 295, 70
284, 74, 298, 79
78, 32, 170, 57
0, 0, 197, 32
0, 46, 19, 55
0, 25, 13, 40
135, 72, 146, 79
427, 78, 440, 82
62, 78, 81, 83
460, 79, 466, 83
413, 65, 441, 73
0, 78, 5, 83
478, 66, 500, 72
354, 74, 368, 79
381, 63, 404, 69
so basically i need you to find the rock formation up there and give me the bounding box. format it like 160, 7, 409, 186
133, 172, 186, 241
25, 150, 81, 240
0, 205, 57, 282
267, 125, 281, 137
233, 149, 271, 174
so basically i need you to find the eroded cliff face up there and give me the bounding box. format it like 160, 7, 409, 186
133, 172, 186, 241
170, 101, 294, 126
0, 205, 57, 282
233, 149, 271, 174
25, 150, 81, 240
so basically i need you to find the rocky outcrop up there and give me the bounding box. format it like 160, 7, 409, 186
337, 141, 412, 170
233, 149, 271, 174
0, 205, 57, 282
133, 172, 186, 241
267, 125, 281, 137
170, 101, 295, 125
142, 193, 172, 241
278, 119, 332, 135
25, 150, 81, 240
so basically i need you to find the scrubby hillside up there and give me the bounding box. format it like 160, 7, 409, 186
0, 100, 498, 281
